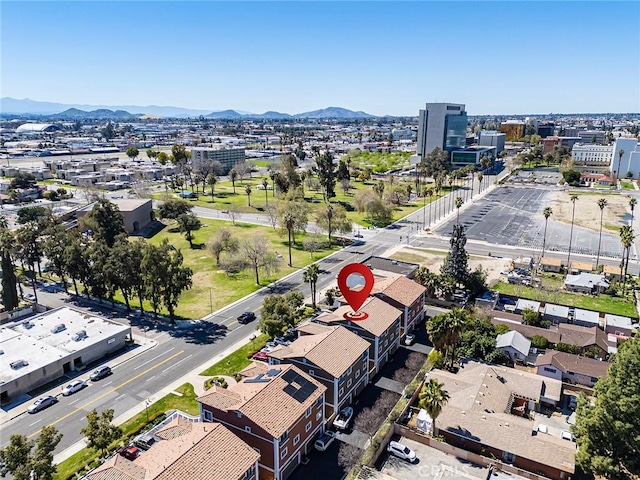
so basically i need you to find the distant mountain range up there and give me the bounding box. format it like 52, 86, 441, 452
0, 98, 378, 119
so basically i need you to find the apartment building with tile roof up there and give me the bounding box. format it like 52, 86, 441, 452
310, 297, 402, 375
372, 275, 426, 339
83, 416, 259, 480
198, 364, 326, 480
268, 325, 370, 420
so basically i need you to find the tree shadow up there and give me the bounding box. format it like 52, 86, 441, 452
170, 320, 229, 345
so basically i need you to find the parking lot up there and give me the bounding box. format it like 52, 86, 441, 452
437, 186, 623, 258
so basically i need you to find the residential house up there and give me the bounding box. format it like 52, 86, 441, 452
535, 350, 610, 387
604, 314, 634, 338
557, 324, 613, 357
495, 331, 531, 363
198, 364, 326, 480
564, 273, 609, 294
539, 257, 562, 273
569, 261, 593, 274
543, 304, 570, 325
83, 413, 260, 480
572, 308, 600, 328
491, 317, 561, 346
422, 361, 572, 480
513, 256, 532, 270
373, 275, 426, 338
602, 264, 624, 281
514, 299, 540, 315
310, 297, 402, 376
267, 325, 370, 420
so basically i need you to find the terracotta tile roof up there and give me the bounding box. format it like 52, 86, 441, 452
296, 322, 334, 336
427, 362, 574, 473
198, 364, 326, 438
536, 350, 610, 379
269, 326, 369, 377
375, 276, 426, 307
86, 420, 258, 480
320, 297, 402, 336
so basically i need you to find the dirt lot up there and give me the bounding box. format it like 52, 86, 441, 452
546, 190, 632, 232
390, 246, 510, 286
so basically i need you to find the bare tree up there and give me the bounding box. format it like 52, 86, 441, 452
234, 162, 250, 182
377, 390, 400, 416
393, 367, 414, 385
240, 235, 281, 284
206, 227, 239, 265
353, 407, 379, 439
265, 202, 279, 230
405, 352, 426, 375
337, 442, 362, 471
226, 204, 240, 225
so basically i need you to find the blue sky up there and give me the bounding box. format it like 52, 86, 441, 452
2, 1, 639, 116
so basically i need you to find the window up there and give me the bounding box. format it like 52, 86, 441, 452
293, 434, 300, 446
306, 407, 312, 418
339, 387, 344, 396
590, 377, 598, 383
316, 411, 322, 421
203, 410, 213, 422
280, 431, 289, 443
348, 366, 353, 375
567, 371, 575, 376
245, 426, 252, 433
362, 364, 367, 372
236, 411, 243, 418
305, 421, 312, 432
243, 465, 256, 480
308, 369, 314, 376
355, 369, 360, 379
316, 396, 323, 407
347, 379, 352, 388
503, 451, 516, 463
281, 447, 288, 459
543, 367, 556, 373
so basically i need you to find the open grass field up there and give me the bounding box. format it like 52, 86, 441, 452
200, 333, 269, 376
153, 172, 445, 228
494, 282, 638, 318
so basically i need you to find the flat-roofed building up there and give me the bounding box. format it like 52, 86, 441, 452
0, 307, 131, 402
543, 304, 570, 325
540, 257, 562, 273
190, 147, 246, 175
572, 308, 600, 328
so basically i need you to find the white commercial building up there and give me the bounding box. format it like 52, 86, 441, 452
416, 103, 467, 160
611, 138, 640, 178
477, 130, 506, 153
571, 143, 614, 174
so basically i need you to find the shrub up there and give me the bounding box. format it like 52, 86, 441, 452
531, 335, 549, 349
495, 324, 510, 335
428, 349, 445, 369
204, 377, 228, 390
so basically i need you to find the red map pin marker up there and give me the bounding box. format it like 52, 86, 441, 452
337, 263, 375, 320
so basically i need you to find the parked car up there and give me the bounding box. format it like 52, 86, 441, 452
24, 293, 36, 302
62, 379, 86, 396
117, 445, 141, 460
314, 431, 336, 452
560, 430, 574, 442
133, 434, 159, 450
27, 396, 57, 413
274, 336, 291, 346
252, 351, 268, 362
404, 333, 416, 346
90, 365, 112, 381
237, 311, 256, 324
333, 406, 353, 430
499, 297, 516, 306
387, 441, 417, 462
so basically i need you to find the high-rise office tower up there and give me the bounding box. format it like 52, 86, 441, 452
416, 103, 467, 159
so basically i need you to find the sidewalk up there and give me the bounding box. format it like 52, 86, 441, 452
53, 330, 256, 465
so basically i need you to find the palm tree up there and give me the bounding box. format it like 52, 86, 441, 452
418, 378, 450, 436
245, 185, 252, 207
630, 197, 637, 226
283, 212, 295, 267
595, 198, 608, 270
207, 173, 217, 203
262, 177, 269, 205
303, 264, 320, 309
477, 172, 483, 194
445, 308, 468, 370
541, 207, 553, 260
567, 194, 579, 268
455, 196, 463, 224
619, 225, 634, 295
230, 168, 238, 194
615, 149, 625, 183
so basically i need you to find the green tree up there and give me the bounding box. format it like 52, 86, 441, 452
126, 146, 139, 160
426, 308, 469, 369
229, 168, 238, 194
315, 150, 337, 201
82, 198, 126, 248
567, 194, 579, 267
315, 203, 352, 246
629, 197, 637, 225
156, 151, 168, 164
16, 206, 49, 225
101, 122, 115, 141
336, 159, 350, 181
157, 199, 193, 220
206, 173, 217, 202
420, 147, 449, 178
245, 184, 252, 206
259, 291, 304, 337
454, 196, 463, 224
146, 148, 157, 159
458, 317, 507, 364
573, 336, 640, 478
418, 378, 450, 435
80, 409, 121, 457
171, 144, 189, 165
2, 221, 21, 309
281, 211, 295, 267
541, 207, 553, 260
614, 149, 624, 181
530, 335, 550, 349
0, 425, 62, 480
595, 198, 608, 270
562, 169, 581, 184
303, 263, 320, 309
465, 265, 488, 297
43, 225, 70, 293
619, 225, 634, 294
441, 224, 469, 287
176, 213, 201, 248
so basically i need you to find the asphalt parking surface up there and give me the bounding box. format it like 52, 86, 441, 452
437, 186, 623, 258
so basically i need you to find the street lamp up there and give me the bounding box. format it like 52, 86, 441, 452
145, 398, 151, 423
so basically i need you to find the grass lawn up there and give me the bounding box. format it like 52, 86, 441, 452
154, 173, 442, 228
621, 181, 635, 190
200, 333, 269, 377
494, 282, 638, 318
118, 219, 339, 320
54, 384, 199, 480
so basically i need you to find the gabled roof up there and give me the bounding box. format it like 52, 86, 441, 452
535, 350, 610, 379
198, 364, 326, 438
374, 275, 426, 307
496, 330, 531, 357
268, 325, 369, 377
557, 324, 611, 352
86, 418, 258, 480
317, 297, 402, 336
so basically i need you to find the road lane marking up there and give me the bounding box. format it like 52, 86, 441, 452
162, 354, 192, 373
27, 350, 184, 439
115, 394, 126, 402
28, 419, 43, 427
69, 398, 81, 405
145, 376, 156, 383
133, 348, 176, 370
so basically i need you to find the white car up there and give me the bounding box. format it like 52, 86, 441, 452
314, 431, 336, 452
404, 334, 416, 345
387, 441, 417, 462
62, 379, 86, 396
24, 293, 36, 302
333, 406, 353, 430
561, 430, 574, 442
